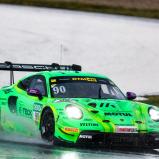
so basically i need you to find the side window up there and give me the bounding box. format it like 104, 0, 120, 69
28, 76, 47, 96
101, 84, 109, 94
17, 76, 33, 91
17, 75, 47, 96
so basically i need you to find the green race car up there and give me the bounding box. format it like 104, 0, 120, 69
0, 61, 159, 148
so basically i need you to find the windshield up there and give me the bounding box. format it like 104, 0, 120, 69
50, 77, 126, 100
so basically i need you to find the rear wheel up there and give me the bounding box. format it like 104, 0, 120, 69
40, 108, 55, 143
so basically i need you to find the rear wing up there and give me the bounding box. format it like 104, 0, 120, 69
0, 61, 82, 72
0, 61, 82, 85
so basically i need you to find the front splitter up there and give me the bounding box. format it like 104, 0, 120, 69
75, 131, 159, 148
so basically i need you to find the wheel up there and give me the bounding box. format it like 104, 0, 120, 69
40, 108, 55, 143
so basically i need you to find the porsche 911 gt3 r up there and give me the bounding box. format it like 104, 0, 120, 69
0, 61, 159, 148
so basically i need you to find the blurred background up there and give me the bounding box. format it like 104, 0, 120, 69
0, 0, 159, 18
0, 1, 159, 105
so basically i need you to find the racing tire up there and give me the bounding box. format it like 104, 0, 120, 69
40, 108, 55, 143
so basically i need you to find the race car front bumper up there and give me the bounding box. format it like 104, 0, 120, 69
76, 131, 159, 148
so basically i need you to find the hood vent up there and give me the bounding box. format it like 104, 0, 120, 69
91, 110, 99, 114
100, 103, 104, 107
88, 103, 97, 108
135, 121, 143, 124
103, 120, 110, 123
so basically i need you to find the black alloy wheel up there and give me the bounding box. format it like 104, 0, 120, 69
40, 109, 55, 143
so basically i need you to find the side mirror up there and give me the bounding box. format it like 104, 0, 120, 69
27, 88, 43, 100
126, 92, 137, 100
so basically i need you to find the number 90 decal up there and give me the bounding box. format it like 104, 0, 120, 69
52, 86, 66, 94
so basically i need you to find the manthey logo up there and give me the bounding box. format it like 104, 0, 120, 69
105, 112, 132, 117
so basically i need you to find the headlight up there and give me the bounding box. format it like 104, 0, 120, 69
149, 108, 159, 121
65, 105, 83, 119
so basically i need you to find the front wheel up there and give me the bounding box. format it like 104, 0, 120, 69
40, 108, 55, 143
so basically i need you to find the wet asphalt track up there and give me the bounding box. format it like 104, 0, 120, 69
0, 140, 159, 159
0, 130, 159, 158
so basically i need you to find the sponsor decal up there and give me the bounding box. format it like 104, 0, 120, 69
51, 79, 57, 83
116, 126, 137, 133
80, 123, 98, 127
79, 135, 92, 139
72, 77, 97, 83
105, 103, 115, 108
33, 103, 42, 123
33, 112, 40, 122
54, 99, 75, 103
64, 127, 79, 133
33, 66, 46, 70
99, 103, 116, 108
105, 112, 132, 117
33, 103, 42, 112
19, 107, 32, 118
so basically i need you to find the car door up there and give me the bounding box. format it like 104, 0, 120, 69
2, 75, 47, 137
16, 75, 48, 136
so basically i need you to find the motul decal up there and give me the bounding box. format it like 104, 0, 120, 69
105, 112, 132, 116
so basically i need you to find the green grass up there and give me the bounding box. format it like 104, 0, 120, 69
0, 0, 159, 19
138, 95, 159, 106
